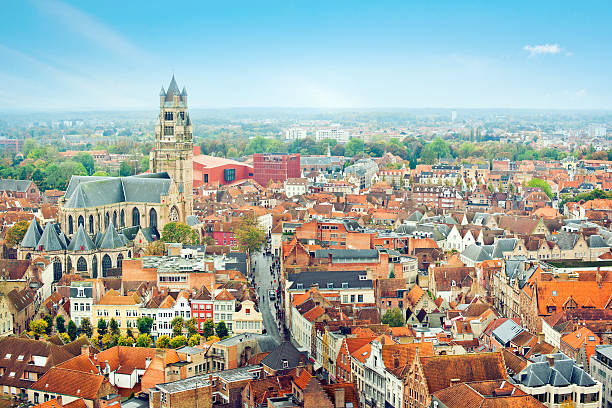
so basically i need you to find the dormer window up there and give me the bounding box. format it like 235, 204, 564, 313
296, 283, 303, 290
4, 354, 11, 359
327, 283, 334, 289
78, 288, 85, 298
282, 359, 289, 368
342, 283, 349, 289
359, 275, 367, 281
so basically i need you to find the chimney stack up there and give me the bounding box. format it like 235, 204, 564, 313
81, 345, 90, 357
547, 355, 555, 367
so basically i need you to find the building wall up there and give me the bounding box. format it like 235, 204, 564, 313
253, 154, 301, 186
193, 161, 253, 188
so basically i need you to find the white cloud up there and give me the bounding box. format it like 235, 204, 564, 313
32, 0, 149, 61
523, 43, 563, 56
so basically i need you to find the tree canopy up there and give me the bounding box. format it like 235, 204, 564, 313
381, 308, 405, 327
235, 213, 266, 255
527, 178, 553, 199
161, 222, 199, 245
5, 220, 30, 248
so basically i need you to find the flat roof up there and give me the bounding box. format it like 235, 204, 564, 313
193, 155, 252, 169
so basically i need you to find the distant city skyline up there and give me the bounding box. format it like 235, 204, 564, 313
1, 0, 611, 111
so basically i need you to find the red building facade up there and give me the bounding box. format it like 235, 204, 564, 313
253, 153, 300, 186
192, 153, 253, 188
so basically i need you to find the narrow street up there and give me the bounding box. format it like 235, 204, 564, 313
252, 251, 283, 344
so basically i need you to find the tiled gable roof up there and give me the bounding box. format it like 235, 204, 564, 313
31, 367, 109, 400
420, 352, 507, 394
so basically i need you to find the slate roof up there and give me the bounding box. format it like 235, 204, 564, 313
67, 225, 96, 251
513, 353, 596, 388
63, 173, 172, 209
21, 218, 44, 248
36, 223, 66, 251
0, 179, 33, 193
261, 341, 305, 371
491, 319, 524, 346
552, 232, 580, 250
288, 270, 372, 290
98, 223, 126, 249
462, 244, 491, 263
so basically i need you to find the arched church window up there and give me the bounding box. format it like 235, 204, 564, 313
150, 209, 158, 229
132, 208, 140, 226
77, 256, 87, 273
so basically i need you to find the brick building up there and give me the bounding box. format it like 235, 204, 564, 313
253, 153, 300, 186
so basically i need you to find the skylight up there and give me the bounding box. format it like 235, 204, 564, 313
4, 354, 10, 359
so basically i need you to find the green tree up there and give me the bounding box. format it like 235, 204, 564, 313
156, 335, 171, 348
226, 147, 239, 158
81, 318, 93, 338
74, 153, 95, 175
345, 138, 364, 157
185, 318, 198, 337
56, 316, 66, 333
171, 317, 184, 337
59, 332, 70, 344
144, 241, 165, 255
118, 335, 135, 346
235, 213, 266, 258
527, 178, 553, 199
5, 220, 30, 248
161, 222, 199, 245
137, 316, 154, 335
109, 318, 120, 336
215, 321, 229, 338
202, 319, 215, 339
136, 333, 152, 348
29, 319, 48, 339
42, 315, 54, 335
420, 138, 451, 164
170, 335, 188, 348
92, 170, 109, 176
119, 161, 132, 176
381, 308, 405, 327
140, 156, 149, 172
67, 320, 78, 341
97, 318, 108, 335
188, 334, 202, 347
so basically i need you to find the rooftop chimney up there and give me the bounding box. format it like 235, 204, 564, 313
81, 345, 90, 357
547, 355, 555, 367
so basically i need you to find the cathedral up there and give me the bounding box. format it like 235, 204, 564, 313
18, 76, 194, 280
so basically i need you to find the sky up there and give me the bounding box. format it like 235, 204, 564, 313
1, 0, 611, 111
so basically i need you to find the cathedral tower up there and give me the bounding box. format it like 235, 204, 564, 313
150, 75, 193, 215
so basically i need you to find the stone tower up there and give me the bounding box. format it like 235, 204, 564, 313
150, 75, 193, 216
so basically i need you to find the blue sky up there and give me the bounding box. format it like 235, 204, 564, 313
1, 0, 611, 110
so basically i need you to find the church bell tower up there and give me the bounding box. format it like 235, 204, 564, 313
150, 75, 193, 215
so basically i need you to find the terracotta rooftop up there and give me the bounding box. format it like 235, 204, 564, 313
420, 352, 507, 394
